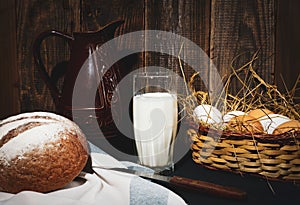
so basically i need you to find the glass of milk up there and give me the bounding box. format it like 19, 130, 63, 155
133, 71, 178, 173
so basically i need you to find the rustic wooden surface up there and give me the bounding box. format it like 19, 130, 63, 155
16, 0, 81, 112
0, 0, 297, 117
210, 0, 276, 96
144, 0, 210, 92
275, 0, 300, 101
0, 0, 19, 119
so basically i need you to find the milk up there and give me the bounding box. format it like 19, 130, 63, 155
133, 92, 178, 170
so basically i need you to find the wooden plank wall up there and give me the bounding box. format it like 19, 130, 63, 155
16, 0, 81, 112
275, 0, 300, 101
0, 0, 298, 117
0, 0, 19, 119
210, 0, 275, 86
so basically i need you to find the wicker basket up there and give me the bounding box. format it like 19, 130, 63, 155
188, 124, 300, 182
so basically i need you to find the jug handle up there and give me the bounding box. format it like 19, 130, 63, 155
33, 30, 73, 107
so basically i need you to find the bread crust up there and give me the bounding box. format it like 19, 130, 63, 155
0, 112, 89, 194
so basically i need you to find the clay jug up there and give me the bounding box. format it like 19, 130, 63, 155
33, 20, 136, 155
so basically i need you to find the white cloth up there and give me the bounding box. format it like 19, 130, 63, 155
0, 144, 187, 205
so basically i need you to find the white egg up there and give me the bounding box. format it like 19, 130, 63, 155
193, 104, 223, 125
223, 111, 246, 123
259, 114, 291, 134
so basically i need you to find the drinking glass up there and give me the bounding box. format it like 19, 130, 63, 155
133, 71, 178, 173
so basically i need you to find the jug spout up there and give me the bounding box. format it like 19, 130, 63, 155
97, 20, 125, 38
73, 20, 125, 43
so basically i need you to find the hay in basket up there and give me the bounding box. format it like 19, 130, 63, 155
184, 52, 300, 182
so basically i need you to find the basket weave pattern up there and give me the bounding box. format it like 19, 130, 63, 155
188, 125, 300, 181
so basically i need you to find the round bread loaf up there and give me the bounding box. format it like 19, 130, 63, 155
0, 112, 89, 193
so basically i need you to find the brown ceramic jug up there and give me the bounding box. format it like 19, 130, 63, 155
33, 20, 136, 155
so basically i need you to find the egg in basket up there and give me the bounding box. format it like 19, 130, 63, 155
185, 56, 300, 182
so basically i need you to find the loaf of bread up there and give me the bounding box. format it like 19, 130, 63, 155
0, 112, 89, 193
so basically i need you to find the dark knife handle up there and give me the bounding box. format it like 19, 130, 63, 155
169, 176, 247, 200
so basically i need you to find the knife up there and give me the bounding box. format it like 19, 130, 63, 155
92, 167, 247, 200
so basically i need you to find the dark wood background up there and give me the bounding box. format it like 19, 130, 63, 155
0, 0, 299, 119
